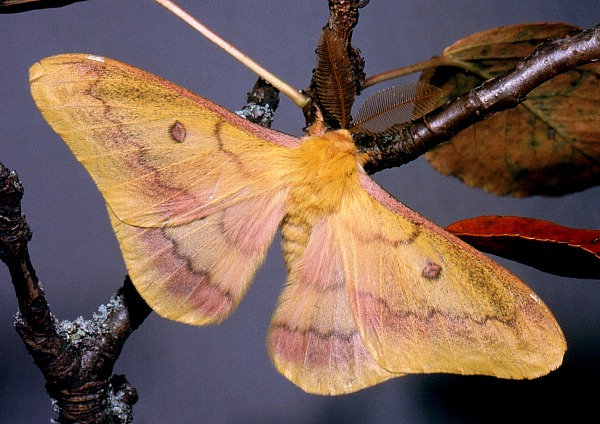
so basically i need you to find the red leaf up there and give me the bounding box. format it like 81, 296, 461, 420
447, 216, 600, 279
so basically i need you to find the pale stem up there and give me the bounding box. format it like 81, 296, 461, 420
155, 0, 310, 108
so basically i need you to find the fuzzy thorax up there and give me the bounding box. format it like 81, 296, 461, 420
281, 130, 361, 264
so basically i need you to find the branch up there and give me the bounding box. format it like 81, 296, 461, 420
0, 0, 86, 13
235, 78, 281, 129
0, 162, 152, 424
356, 22, 600, 173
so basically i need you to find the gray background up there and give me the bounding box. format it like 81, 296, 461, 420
1, 1, 599, 422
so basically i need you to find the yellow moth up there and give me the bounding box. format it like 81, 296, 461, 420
29, 54, 565, 395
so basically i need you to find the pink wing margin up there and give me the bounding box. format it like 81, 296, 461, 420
30, 54, 303, 325
341, 172, 566, 378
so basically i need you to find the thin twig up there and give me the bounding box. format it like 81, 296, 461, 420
362, 56, 485, 89
155, 0, 310, 109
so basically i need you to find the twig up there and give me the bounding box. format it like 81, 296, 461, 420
0, 163, 152, 424
155, 0, 310, 109
235, 78, 281, 128
0, 0, 86, 13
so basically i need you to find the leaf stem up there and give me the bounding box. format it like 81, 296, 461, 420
363, 56, 489, 89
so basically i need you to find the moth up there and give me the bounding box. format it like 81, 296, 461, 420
29, 53, 565, 395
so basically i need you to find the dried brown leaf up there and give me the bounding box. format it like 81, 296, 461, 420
420, 23, 600, 196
